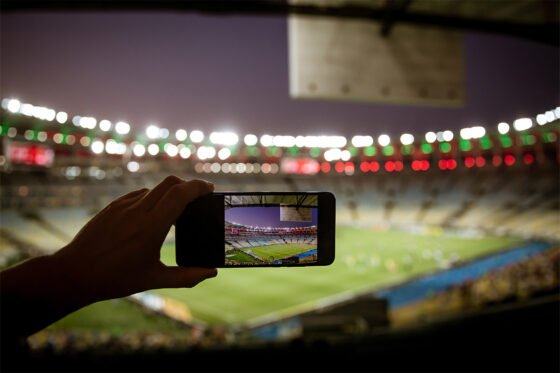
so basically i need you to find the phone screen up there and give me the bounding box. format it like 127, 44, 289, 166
224, 194, 319, 266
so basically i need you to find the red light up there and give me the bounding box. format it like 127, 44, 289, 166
335, 162, 345, 173
412, 160, 421, 171
523, 153, 534, 165
504, 154, 515, 166
370, 161, 380, 172
492, 155, 502, 167
476, 156, 486, 167
465, 157, 475, 168
345, 162, 355, 173
447, 159, 457, 170
395, 161, 403, 171
421, 160, 430, 171
438, 159, 447, 170
385, 161, 395, 172
321, 162, 331, 173
360, 162, 369, 172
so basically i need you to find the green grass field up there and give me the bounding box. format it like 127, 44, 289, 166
230, 243, 316, 264
49, 227, 520, 330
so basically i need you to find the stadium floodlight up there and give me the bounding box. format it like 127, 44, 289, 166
6, 99, 21, 113
197, 145, 216, 160
210, 131, 239, 146
127, 161, 140, 173
351, 135, 374, 147
340, 150, 351, 161
545, 110, 556, 123
460, 126, 485, 140
218, 147, 231, 160
324, 148, 342, 161
303, 135, 347, 148
56, 111, 68, 124
273, 135, 296, 147
99, 119, 112, 131
260, 134, 274, 147
400, 133, 414, 145
146, 124, 160, 139
244, 134, 258, 146
105, 139, 117, 154
497, 122, 510, 134
442, 130, 454, 142
91, 140, 104, 154
378, 134, 390, 147
159, 128, 170, 139
147, 143, 159, 155
179, 147, 191, 159
425, 131, 437, 143
513, 118, 533, 131
175, 129, 188, 141
555, 107, 560, 118
295, 136, 305, 147
536, 114, 547, 125
164, 143, 178, 157
190, 130, 204, 143
19, 103, 34, 116
133, 143, 146, 157
115, 121, 130, 135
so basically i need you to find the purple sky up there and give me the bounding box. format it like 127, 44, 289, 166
226, 206, 318, 228
1, 12, 558, 137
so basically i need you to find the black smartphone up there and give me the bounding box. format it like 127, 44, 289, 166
176, 192, 335, 268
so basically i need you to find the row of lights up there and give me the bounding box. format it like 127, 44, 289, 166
3, 98, 559, 150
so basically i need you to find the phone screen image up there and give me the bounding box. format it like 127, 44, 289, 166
224, 194, 318, 266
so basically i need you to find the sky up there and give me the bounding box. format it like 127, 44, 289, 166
1, 11, 558, 138
225, 206, 318, 229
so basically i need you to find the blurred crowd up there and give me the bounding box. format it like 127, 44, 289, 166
391, 247, 560, 326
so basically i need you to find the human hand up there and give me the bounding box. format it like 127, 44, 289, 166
51, 176, 218, 304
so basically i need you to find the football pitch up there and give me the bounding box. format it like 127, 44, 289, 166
229, 243, 316, 263
49, 226, 520, 330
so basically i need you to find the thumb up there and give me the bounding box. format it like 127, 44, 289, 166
155, 266, 218, 289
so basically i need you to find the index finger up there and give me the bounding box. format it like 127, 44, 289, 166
151, 179, 214, 228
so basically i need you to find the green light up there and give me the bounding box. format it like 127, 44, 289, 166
348, 147, 358, 157
267, 146, 278, 157
288, 146, 299, 156
364, 146, 376, 157
500, 136, 513, 148
0, 125, 7, 136
400, 145, 412, 155
421, 143, 433, 154
309, 148, 321, 158
460, 140, 471, 151
542, 132, 558, 143
439, 142, 451, 153
246, 146, 259, 157
521, 134, 536, 146
479, 137, 493, 150
382, 145, 394, 156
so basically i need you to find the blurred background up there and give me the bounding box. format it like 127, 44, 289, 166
1, 0, 559, 371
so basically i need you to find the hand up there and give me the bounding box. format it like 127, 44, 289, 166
53, 176, 218, 303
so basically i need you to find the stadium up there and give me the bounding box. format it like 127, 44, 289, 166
1, 1, 559, 372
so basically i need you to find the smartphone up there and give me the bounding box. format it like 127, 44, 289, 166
176, 192, 335, 268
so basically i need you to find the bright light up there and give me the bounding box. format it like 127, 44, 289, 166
218, 148, 231, 160
260, 135, 273, 147
273, 135, 296, 147
340, 150, 351, 161
147, 144, 159, 155
127, 161, 140, 173
400, 133, 414, 145
295, 136, 305, 148
115, 121, 130, 135
378, 134, 390, 147
497, 122, 510, 134
91, 140, 104, 154
175, 129, 187, 141
79, 116, 97, 129
210, 131, 239, 146
197, 146, 216, 160
7, 99, 21, 113
164, 143, 178, 157
425, 131, 437, 143
460, 126, 485, 140
179, 147, 191, 159
99, 120, 112, 131
190, 130, 204, 143
244, 134, 258, 146
133, 143, 146, 157
513, 118, 533, 131
351, 135, 374, 147
324, 148, 342, 162
146, 124, 160, 139
56, 111, 68, 124
159, 128, 169, 139
442, 130, 454, 142
303, 136, 347, 148
536, 114, 547, 125
20, 103, 34, 116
